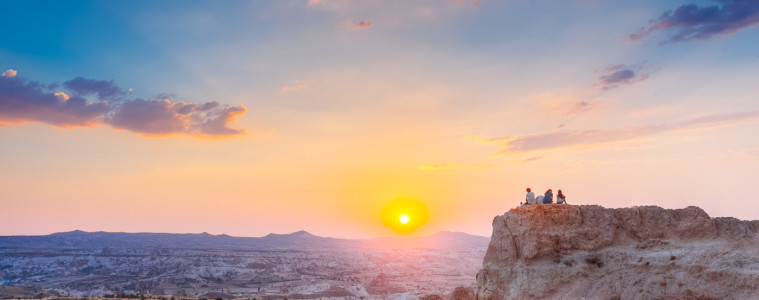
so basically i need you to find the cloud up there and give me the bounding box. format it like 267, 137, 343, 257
54, 92, 70, 101
628, 0, 759, 43
0, 76, 111, 127
281, 80, 308, 93
0, 71, 247, 137
419, 156, 545, 171
307, 0, 322, 5
63, 77, 124, 99
564, 101, 598, 116
594, 63, 650, 90
521, 156, 543, 162
418, 163, 493, 170
744, 149, 759, 157
487, 110, 759, 154
337, 21, 372, 30
2, 69, 17, 78
453, 0, 480, 8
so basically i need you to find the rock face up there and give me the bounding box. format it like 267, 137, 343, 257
475, 205, 759, 300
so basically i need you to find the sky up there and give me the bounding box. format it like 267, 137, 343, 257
2, 0, 759, 238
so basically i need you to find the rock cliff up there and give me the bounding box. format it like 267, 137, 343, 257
475, 205, 759, 300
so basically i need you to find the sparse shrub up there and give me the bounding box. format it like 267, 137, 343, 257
585, 255, 604, 268
452, 287, 474, 300
420, 294, 444, 300
562, 258, 575, 267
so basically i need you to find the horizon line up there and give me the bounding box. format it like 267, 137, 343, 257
0, 229, 490, 240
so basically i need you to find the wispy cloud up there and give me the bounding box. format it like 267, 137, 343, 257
0, 70, 247, 137
628, 0, 759, 43
521, 156, 543, 162
533, 92, 601, 117
564, 101, 598, 116
594, 63, 650, 91
281, 80, 308, 93
486, 110, 759, 154
453, 0, 480, 8
337, 21, 372, 30
418, 157, 544, 171
418, 163, 493, 170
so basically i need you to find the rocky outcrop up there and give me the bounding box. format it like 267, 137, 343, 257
475, 205, 759, 300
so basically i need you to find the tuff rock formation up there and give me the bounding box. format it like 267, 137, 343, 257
475, 205, 759, 300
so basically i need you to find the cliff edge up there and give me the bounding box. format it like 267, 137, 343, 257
475, 205, 759, 300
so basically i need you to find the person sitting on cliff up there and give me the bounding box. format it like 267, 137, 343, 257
556, 190, 567, 204
535, 194, 544, 204
544, 189, 553, 204
525, 188, 536, 205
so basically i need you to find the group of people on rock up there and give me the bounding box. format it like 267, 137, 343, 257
522, 188, 567, 205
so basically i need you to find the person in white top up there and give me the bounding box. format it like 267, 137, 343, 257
525, 188, 535, 205
556, 190, 567, 204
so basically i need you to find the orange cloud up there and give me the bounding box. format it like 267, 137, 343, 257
2, 69, 17, 78
337, 21, 372, 30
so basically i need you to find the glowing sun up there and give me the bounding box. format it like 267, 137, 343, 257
399, 214, 410, 224
381, 198, 429, 234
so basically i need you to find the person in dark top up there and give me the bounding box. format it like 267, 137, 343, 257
557, 190, 567, 204
544, 189, 553, 204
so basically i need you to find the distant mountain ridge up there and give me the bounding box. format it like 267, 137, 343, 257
0, 230, 489, 251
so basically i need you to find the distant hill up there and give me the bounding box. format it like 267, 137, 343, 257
0, 230, 489, 251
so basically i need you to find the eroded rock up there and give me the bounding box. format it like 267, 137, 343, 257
475, 205, 759, 300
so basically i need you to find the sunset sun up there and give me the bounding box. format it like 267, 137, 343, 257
399, 214, 410, 224
381, 198, 429, 235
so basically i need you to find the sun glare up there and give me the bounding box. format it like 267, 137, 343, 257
399, 214, 410, 224
381, 198, 429, 235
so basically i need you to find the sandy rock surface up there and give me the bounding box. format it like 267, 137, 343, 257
475, 205, 759, 300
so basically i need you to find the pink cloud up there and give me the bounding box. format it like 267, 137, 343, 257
281, 80, 308, 93
487, 110, 759, 154
337, 21, 372, 30
564, 101, 598, 116
453, 0, 480, 8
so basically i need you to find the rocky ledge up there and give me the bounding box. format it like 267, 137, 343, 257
475, 205, 759, 300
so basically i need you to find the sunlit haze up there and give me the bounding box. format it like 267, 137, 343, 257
2, 0, 759, 239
